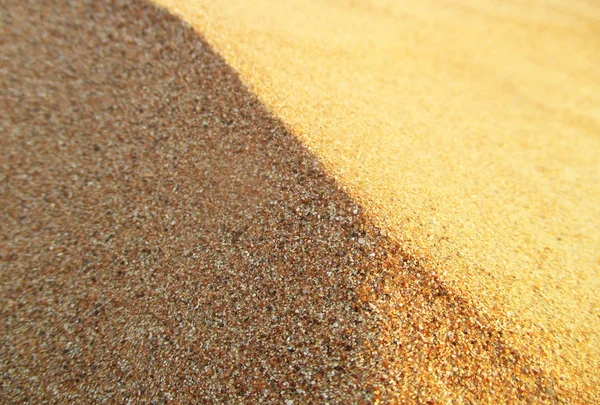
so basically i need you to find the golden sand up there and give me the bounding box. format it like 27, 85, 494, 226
2, 0, 598, 402
2, 0, 564, 402
151, 0, 600, 401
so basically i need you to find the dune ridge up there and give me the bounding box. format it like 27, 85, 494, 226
151, 0, 600, 401
0, 0, 569, 403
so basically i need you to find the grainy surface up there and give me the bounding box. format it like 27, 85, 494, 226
1, 0, 561, 403
152, 0, 600, 401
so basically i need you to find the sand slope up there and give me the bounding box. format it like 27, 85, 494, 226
1, 0, 563, 403
151, 0, 600, 401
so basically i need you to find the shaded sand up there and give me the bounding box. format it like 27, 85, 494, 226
151, 0, 600, 401
0, 0, 562, 403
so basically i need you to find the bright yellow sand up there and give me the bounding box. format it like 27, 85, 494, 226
152, 0, 600, 399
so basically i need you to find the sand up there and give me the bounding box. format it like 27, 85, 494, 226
0, 0, 596, 403
150, 0, 600, 401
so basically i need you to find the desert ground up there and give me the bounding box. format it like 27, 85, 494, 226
2, 0, 599, 403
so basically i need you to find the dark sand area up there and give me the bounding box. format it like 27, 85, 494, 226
1, 1, 560, 402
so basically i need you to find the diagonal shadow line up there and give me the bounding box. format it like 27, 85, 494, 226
0, 0, 561, 403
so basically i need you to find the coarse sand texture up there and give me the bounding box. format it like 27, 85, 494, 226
1, 0, 599, 403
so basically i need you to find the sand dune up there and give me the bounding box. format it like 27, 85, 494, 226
152, 0, 600, 401
1, 0, 598, 403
